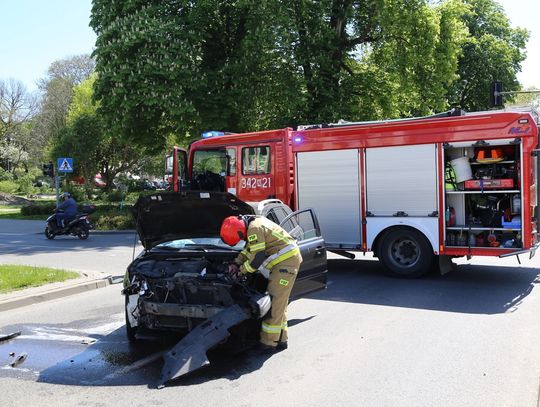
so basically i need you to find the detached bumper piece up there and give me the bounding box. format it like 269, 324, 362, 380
158, 304, 249, 388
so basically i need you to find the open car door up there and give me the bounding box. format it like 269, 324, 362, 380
261, 204, 328, 298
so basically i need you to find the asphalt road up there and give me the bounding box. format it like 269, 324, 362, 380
0, 219, 142, 277
1, 220, 540, 406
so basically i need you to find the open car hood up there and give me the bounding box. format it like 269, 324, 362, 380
132, 191, 255, 250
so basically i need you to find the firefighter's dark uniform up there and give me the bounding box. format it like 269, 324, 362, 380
235, 216, 302, 347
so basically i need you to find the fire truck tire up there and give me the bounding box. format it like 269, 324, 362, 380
378, 227, 434, 278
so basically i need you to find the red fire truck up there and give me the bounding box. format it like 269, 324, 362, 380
166, 109, 540, 277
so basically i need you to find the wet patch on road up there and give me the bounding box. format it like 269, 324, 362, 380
0, 315, 271, 388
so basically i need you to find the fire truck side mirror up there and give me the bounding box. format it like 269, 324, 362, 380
490, 81, 503, 107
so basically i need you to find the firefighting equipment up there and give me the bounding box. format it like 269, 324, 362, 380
512, 194, 521, 213
220, 216, 247, 246
476, 147, 504, 163
445, 163, 458, 191
450, 157, 473, 182
487, 233, 500, 247
445, 207, 456, 226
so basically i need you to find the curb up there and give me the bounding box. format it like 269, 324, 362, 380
92, 230, 136, 235
0, 276, 112, 312
33, 230, 136, 236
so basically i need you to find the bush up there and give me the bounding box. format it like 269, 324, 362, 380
0, 168, 13, 181
93, 213, 135, 230
65, 185, 87, 201
0, 181, 18, 194
21, 203, 56, 215
107, 189, 126, 202
38, 184, 54, 194
16, 174, 35, 195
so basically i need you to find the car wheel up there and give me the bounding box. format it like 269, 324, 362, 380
378, 227, 433, 278
45, 227, 55, 239
125, 296, 138, 342
77, 227, 90, 240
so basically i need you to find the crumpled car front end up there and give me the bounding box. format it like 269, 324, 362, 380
123, 254, 265, 334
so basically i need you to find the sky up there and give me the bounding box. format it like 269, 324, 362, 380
0, 0, 538, 93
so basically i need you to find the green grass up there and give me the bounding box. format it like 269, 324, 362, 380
0, 205, 47, 220
0, 208, 47, 220
0, 265, 79, 293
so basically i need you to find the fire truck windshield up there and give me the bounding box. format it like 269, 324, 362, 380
191, 149, 227, 191
193, 150, 227, 175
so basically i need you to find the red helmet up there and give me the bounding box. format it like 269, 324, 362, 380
220, 216, 247, 246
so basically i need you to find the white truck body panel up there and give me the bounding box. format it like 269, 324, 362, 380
365, 144, 438, 217
366, 217, 440, 254
296, 149, 361, 248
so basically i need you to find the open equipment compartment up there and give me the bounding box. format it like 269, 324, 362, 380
444, 139, 522, 249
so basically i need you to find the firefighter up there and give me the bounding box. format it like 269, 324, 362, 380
220, 215, 302, 352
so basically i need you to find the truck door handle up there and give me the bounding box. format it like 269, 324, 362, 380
315, 246, 325, 257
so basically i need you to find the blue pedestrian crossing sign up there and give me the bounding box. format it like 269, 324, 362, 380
57, 158, 74, 173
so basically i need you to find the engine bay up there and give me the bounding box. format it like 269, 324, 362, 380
123, 254, 268, 333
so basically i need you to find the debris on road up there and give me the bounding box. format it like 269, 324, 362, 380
9, 352, 15, 357
81, 338, 96, 345
158, 304, 250, 388
108, 276, 124, 285
9, 352, 28, 368
0, 331, 21, 343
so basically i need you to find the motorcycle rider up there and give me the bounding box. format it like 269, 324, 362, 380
56, 192, 77, 228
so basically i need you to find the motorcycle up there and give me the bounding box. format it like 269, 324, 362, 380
45, 205, 94, 240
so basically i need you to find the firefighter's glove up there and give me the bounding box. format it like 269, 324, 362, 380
227, 263, 241, 279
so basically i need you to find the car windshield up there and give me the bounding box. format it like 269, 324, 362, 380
155, 237, 245, 250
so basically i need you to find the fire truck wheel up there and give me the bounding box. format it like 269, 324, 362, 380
378, 227, 433, 278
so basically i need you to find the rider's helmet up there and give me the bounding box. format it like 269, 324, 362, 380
61, 192, 71, 199
220, 216, 247, 246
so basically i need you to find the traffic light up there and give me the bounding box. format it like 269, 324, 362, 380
42, 162, 54, 177
490, 81, 503, 107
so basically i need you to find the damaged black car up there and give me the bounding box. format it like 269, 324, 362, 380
123, 191, 327, 385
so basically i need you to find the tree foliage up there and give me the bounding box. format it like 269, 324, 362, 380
0, 79, 38, 172
90, 0, 529, 150
446, 0, 529, 110
51, 76, 143, 190
34, 54, 96, 153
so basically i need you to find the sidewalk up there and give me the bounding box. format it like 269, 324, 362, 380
0, 270, 116, 312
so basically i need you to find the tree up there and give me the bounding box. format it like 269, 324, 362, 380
446, 0, 529, 110
0, 79, 37, 137
45, 54, 96, 86
34, 55, 96, 154
90, 0, 526, 149
0, 79, 38, 172
51, 75, 144, 191
507, 88, 540, 110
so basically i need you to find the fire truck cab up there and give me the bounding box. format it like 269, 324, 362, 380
167, 109, 540, 278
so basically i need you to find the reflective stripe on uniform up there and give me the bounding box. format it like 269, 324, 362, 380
271, 230, 293, 244
243, 260, 257, 273
281, 321, 288, 330
248, 234, 258, 242
262, 322, 282, 334
259, 244, 300, 276
248, 242, 266, 252
240, 249, 249, 258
